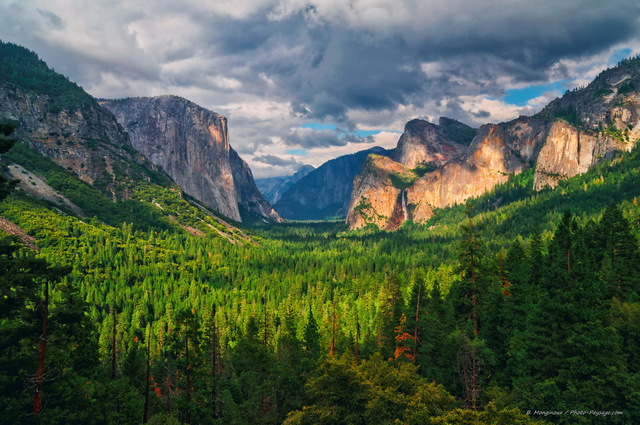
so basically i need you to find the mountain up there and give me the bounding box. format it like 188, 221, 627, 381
274, 146, 392, 220
0, 41, 264, 239
347, 57, 640, 230
3, 41, 640, 425
255, 164, 315, 204
0, 41, 167, 196
101, 96, 280, 223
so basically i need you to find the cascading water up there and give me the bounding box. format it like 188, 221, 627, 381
401, 189, 409, 222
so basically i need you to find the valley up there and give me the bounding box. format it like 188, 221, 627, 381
1, 41, 640, 425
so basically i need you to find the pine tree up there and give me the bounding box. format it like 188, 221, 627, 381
448, 215, 493, 410
595, 203, 640, 301
303, 307, 320, 362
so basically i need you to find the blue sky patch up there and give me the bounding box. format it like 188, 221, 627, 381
504, 80, 568, 106
286, 148, 309, 156
609, 48, 633, 65
354, 129, 381, 137
300, 123, 337, 131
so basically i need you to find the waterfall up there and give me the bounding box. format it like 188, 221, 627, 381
401, 189, 409, 222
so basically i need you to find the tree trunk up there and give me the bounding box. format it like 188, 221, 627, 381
111, 306, 117, 380
412, 284, 421, 363
355, 310, 360, 366
185, 331, 191, 425
33, 279, 49, 415
143, 329, 151, 423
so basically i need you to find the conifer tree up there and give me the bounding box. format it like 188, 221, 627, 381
303, 307, 320, 362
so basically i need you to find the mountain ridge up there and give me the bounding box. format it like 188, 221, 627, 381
347, 57, 640, 230
255, 164, 315, 205
0, 41, 278, 225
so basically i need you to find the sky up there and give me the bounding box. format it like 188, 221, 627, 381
1, 0, 640, 178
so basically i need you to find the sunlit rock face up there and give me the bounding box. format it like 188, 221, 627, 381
392, 118, 473, 169
347, 59, 640, 230
102, 96, 279, 222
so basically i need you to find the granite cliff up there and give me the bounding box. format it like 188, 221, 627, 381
101, 96, 280, 222
347, 58, 640, 229
346, 118, 475, 229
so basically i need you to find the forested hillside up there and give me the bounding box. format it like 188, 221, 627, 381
2, 110, 640, 423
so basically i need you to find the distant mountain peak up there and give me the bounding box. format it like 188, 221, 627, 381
273, 146, 392, 220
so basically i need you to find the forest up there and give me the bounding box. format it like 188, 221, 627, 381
2, 114, 640, 424
1, 40, 640, 424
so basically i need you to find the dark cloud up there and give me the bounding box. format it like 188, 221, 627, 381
473, 110, 491, 119
342, 133, 374, 144
199, 0, 640, 126
253, 154, 304, 168
283, 127, 374, 148
284, 128, 344, 148
37, 9, 65, 30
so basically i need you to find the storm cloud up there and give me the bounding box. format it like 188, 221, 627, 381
253, 154, 305, 168
1, 0, 639, 176
283, 127, 374, 148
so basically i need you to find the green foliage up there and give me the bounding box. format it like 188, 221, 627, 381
389, 171, 418, 190
412, 162, 438, 177
618, 80, 636, 95
604, 124, 630, 143
0, 120, 18, 201
284, 353, 458, 425
440, 121, 477, 146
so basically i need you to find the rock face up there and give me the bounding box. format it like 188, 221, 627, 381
346, 119, 474, 229
0, 82, 162, 195
274, 146, 392, 220
101, 96, 279, 222
347, 58, 640, 229
255, 165, 315, 205
229, 149, 281, 222
393, 118, 474, 169
346, 154, 411, 230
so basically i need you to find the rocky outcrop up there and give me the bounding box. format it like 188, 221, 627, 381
347, 117, 480, 229
348, 58, 640, 229
346, 154, 410, 229
274, 146, 392, 220
255, 165, 315, 205
393, 118, 473, 169
102, 96, 279, 222
0, 82, 160, 195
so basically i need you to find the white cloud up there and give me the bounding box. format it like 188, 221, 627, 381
458, 96, 535, 124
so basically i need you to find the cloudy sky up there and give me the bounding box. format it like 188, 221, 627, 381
2, 0, 640, 177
